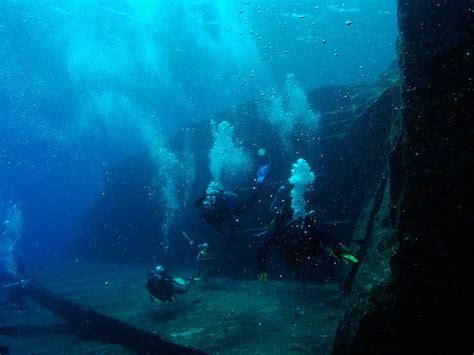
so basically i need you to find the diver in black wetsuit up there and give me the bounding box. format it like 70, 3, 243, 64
195, 165, 270, 242
257, 184, 358, 282
146, 265, 192, 303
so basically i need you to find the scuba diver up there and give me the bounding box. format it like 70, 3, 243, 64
195, 242, 218, 277
195, 164, 270, 243
197, 242, 210, 261
257, 181, 358, 282
257, 210, 358, 281
146, 265, 192, 303
179, 231, 218, 279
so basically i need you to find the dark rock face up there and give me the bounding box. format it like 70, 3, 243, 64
334, 1, 472, 353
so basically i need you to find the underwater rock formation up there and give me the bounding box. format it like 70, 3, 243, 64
80, 68, 400, 276
68, 71, 403, 351
333, 1, 472, 353
79, 67, 400, 279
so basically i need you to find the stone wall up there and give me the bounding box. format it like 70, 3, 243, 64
333, 1, 472, 353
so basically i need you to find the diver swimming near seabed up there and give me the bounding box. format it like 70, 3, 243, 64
146, 265, 192, 303
179, 231, 219, 277
195, 242, 220, 280
195, 164, 270, 243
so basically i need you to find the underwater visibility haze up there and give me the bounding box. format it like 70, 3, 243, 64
1, 0, 471, 354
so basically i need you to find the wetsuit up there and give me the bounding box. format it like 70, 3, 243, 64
195, 187, 262, 239
146, 269, 191, 302
257, 183, 340, 275
258, 218, 318, 273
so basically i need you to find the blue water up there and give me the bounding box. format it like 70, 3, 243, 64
0, 1, 399, 353
0, 0, 397, 277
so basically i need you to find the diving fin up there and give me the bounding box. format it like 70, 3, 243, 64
340, 253, 359, 264
173, 277, 186, 285
256, 164, 270, 184
257, 272, 268, 283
